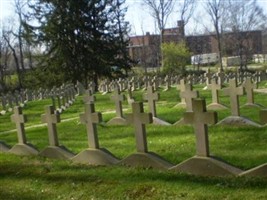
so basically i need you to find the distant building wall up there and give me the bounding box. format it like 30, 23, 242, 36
128, 23, 264, 68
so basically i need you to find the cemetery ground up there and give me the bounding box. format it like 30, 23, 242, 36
1, 83, 267, 199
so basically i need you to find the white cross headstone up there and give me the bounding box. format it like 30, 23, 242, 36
184, 99, 217, 157
125, 102, 153, 152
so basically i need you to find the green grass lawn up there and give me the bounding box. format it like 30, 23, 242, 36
1, 84, 267, 199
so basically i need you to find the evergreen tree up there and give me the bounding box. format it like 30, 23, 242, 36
26, 0, 131, 88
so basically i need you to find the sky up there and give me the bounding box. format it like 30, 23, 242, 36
1, 0, 267, 36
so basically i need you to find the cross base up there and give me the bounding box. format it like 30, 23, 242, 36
72, 148, 119, 165
39, 146, 75, 159
0, 141, 10, 152
173, 117, 185, 126
119, 152, 173, 170
171, 156, 242, 177
163, 87, 170, 92
207, 103, 228, 110
102, 91, 110, 95
107, 117, 127, 125
9, 143, 39, 156
217, 116, 261, 127
152, 117, 171, 126
174, 102, 186, 108
241, 103, 264, 108
240, 163, 267, 177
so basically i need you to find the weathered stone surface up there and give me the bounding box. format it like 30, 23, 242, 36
242, 77, 257, 106
72, 148, 119, 165
184, 99, 217, 157
152, 117, 171, 125
207, 79, 228, 110
223, 78, 244, 116
143, 85, 159, 117
240, 164, 267, 177
73, 103, 119, 165
9, 106, 39, 155
217, 116, 261, 127
80, 103, 102, 149
119, 152, 173, 170
39, 146, 75, 159
170, 156, 243, 177
9, 144, 39, 156
121, 102, 173, 169
107, 87, 127, 125
41, 105, 60, 146
11, 106, 27, 144
179, 84, 199, 112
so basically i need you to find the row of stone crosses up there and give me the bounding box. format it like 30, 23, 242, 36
1, 68, 267, 115
0, 83, 78, 115
1, 75, 267, 178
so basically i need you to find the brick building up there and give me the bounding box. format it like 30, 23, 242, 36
128, 21, 264, 68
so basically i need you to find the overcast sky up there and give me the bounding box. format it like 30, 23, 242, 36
1, 0, 267, 36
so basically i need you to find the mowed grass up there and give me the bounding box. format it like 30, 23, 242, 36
1, 83, 267, 199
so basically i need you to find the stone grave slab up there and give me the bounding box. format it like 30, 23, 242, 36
119, 102, 173, 170
72, 103, 119, 165
39, 105, 74, 159
143, 85, 171, 125
9, 106, 39, 156
107, 87, 127, 125
171, 99, 242, 176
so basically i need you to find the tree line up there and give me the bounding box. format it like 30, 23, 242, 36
0, 0, 266, 92
0, 0, 131, 92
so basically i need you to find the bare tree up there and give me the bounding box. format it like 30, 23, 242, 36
179, 0, 196, 33
204, 0, 228, 71
142, 0, 174, 68
226, 0, 267, 70
0, 32, 11, 91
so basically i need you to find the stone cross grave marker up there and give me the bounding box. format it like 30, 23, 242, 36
177, 79, 186, 104
217, 69, 225, 86
205, 69, 213, 85
208, 78, 222, 104
125, 102, 152, 152
180, 83, 199, 111
11, 106, 27, 144
242, 77, 256, 105
111, 87, 125, 118
143, 85, 159, 117
164, 75, 171, 91
80, 103, 102, 149
83, 89, 96, 103
184, 99, 217, 157
41, 105, 60, 146
1, 96, 7, 114
223, 78, 244, 116
127, 88, 135, 105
